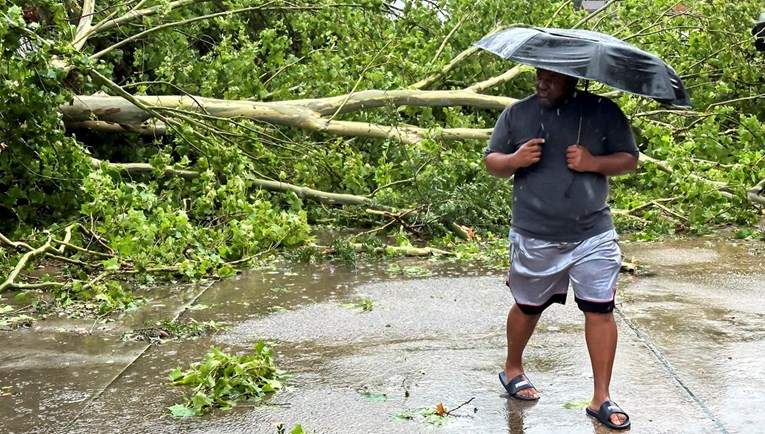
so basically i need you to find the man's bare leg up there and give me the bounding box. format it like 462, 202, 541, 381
504, 304, 541, 399
584, 311, 627, 426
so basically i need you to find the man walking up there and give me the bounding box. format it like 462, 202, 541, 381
484, 68, 638, 430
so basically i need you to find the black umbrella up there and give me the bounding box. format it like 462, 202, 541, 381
474, 26, 691, 108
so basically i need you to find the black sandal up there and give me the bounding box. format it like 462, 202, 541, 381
498, 371, 539, 401
586, 400, 631, 430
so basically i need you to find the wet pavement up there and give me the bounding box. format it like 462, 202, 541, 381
1, 237, 764, 433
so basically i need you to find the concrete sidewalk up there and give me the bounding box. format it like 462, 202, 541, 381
1, 238, 763, 433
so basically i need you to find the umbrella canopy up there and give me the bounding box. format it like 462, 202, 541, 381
474, 27, 691, 108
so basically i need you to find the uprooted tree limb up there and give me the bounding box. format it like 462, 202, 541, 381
60, 92, 503, 145
58, 72, 762, 212
61, 86, 764, 211
88, 157, 468, 240
5, 0, 764, 307
0, 226, 237, 293
42, 0, 761, 230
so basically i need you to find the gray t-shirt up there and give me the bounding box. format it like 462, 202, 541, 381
485, 91, 638, 242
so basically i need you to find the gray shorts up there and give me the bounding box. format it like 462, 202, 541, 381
506, 229, 622, 314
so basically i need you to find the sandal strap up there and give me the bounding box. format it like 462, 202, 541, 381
509, 374, 535, 393
601, 400, 629, 417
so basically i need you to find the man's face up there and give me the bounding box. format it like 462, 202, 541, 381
535, 69, 575, 106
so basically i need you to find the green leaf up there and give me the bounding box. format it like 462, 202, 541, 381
102, 257, 120, 271
391, 411, 414, 421
168, 404, 197, 417
563, 399, 591, 410
169, 368, 184, 382
360, 391, 387, 402
167, 343, 287, 416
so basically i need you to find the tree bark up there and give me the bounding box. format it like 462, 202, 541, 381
61, 92, 508, 144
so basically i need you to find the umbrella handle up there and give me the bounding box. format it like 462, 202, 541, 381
567, 100, 585, 199
575, 88, 585, 146
576, 82, 589, 146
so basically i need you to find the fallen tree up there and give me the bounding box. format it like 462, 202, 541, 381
68, 92, 765, 207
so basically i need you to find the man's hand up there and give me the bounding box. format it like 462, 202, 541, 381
566, 146, 639, 176
484, 138, 544, 178
566, 144, 595, 172
514, 138, 544, 168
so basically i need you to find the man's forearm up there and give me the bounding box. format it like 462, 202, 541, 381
484, 153, 519, 178
591, 152, 639, 176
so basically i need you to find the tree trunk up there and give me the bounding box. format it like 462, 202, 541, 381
61, 92, 509, 144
